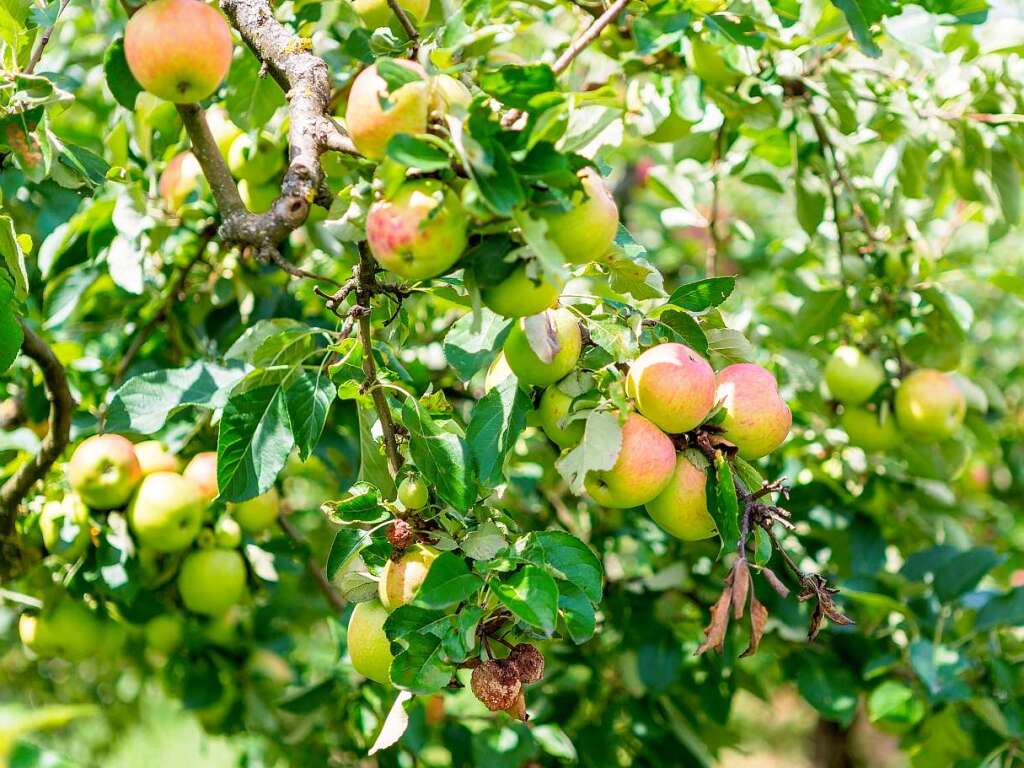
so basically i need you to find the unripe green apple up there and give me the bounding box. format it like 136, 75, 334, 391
584, 413, 676, 508
398, 475, 429, 509
503, 308, 582, 387
183, 452, 219, 504
715, 363, 792, 459
18, 613, 50, 656
537, 167, 619, 264
894, 369, 966, 440
40, 495, 91, 561
228, 487, 280, 533
203, 605, 247, 649
178, 548, 247, 616
345, 61, 429, 160
353, 0, 430, 31
481, 263, 563, 318
128, 472, 204, 552
124, 0, 232, 103
484, 352, 514, 393
135, 440, 181, 476
379, 543, 438, 610
347, 599, 393, 684
366, 179, 468, 280
841, 406, 900, 451
537, 383, 585, 449
205, 105, 243, 158
645, 451, 716, 540
159, 151, 204, 211
66, 434, 142, 510
228, 134, 281, 184
214, 515, 243, 549
24, 602, 104, 661
824, 346, 885, 405
626, 343, 715, 434
431, 74, 472, 113
144, 613, 185, 655
239, 180, 278, 214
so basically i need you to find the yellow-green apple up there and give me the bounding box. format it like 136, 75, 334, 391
537, 167, 619, 264
214, 515, 243, 548
128, 472, 204, 552
345, 61, 429, 160
228, 487, 280, 532
177, 548, 247, 616
135, 440, 181, 476
431, 73, 472, 112
183, 452, 219, 503
144, 613, 185, 655
353, 0, 430, 31
159, 151, 204, 211
894, 368, 966, 440
484, 352, 514, 393
66, 434, 142, 510
205, 105, 243, 158
626, 343, 715, 434
203, 605, 247, 649
841, 406, 900, 451
124, 0, 232, 103
963, 459, 990, 493
22, 602, 103, 661
398, 475, 429, 509
503, 308, 582, 387
239, 180, 278, 214
40, 495, 91, 561
366, 179, 468, 280
379, 543, 438, 610
584, 412, 676, 508
482, 262, 563, 318
824, 346, 885, 404
645, 452, 716, 540
537, 383, 585, 449
715, 363, 792, 459
227, 133, 281, 184
18, 613, 50, 656
347, 599, 393, 684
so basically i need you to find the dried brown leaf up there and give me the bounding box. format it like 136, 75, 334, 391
732, 559, 750, 620
740, 594, 768, 658
761, 567, 790, 598
695, 584, 733, 656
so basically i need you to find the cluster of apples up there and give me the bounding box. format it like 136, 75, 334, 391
824, 345, 967, 451
19, 434, 280, 663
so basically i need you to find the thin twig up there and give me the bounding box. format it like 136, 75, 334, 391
386, 0, 419, 42
278, 511, 346, 612
706, 122, 727, 278
24, 0, 71, 75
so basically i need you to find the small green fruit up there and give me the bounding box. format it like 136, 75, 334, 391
824, 346, 885, 405
503, 308, 582, 387
40, 495, 91, 561
398, 476, 429, 510
347, 600, 393, 684
128, 472, 204, 552
379, 543, 438, 610
537, 383, 585, 449
228, 487, 280, 533
177, 548, 247, 616
481, 262, 563, 318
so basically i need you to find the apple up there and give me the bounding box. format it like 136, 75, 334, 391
144, 613, 185, 655
239, 180, 278, 214
484, 352, 514, 393
537, 167, 619, 265
203, 605, 247, 649
894, 368, 966, 440
824, 346, 885, 404
379, 543, 438, 610
214, 515, 243, 549
228, 487, 280, 533
159, 151, 204, 211
347, 599, 393, 684
205, 105, 242, 158
503, 308, 582, 387
345, 61, 429, 160
183, 452, 219, 503
626, 343, 715, 434
40, 495, 91, 561
715, 363, 792, 459
431, 74, 472, 112
227, 133, 281, 184
963, 459, 990, 493
538, 383, 585, 449
66, 434, 142, 510
645, 452, 716, 540
177, 548, 248, 616
584, 412, 676, 508
398, 475, 429, 509
366, 179, 468, 280
18, 613, 49, 656
124, 0, 232, 103
22, 601, 104, 661
481, 262, 564, 318
135, 440, 181, 476
353, 0, 430, 32
841, 406, 900, 451
128, 472, 204, 552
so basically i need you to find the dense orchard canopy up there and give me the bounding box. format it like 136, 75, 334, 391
1, 0, 1024, 766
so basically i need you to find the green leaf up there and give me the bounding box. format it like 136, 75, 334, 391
556, 581, 596, 644
795, 169, 827, 236
284, 370, 335, 461
0, 215, 29, 300
519, 530, 603, 603
649, 306, 709, 357
602, 230, 666, 300
276, 677, 337, 714
466, 375, 530, 487
831, 0, 882, 58
793, 289, 850, 342
413, 552, 483, 609
555, 410, 623, 495
325, 528, 373, 580
389, 633, 453, 694
909, 640, 971, 702
479, 64, 557, 109
0, 271, 22, 373
867, 681, 925, 728
357, 403, 396, 500
797, 661, 858, 726
492, 565, 559, 635
376, 58, 425, 90
385, 134, 451, 172
217, 384, 294, 503
321, 482, 388, 525
976, 587, 1024, 631
442, 309, 512, 382
668, 277, 736, 312
710, 454, 741, 558
934, 547, 1002, 603
225, 47, 286, 130
401, 399, 477, 512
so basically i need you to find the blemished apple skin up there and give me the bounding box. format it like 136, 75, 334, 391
379, 544, 439, 610
183, 452, 219, 503
482, 263, 563, 318
177, 548, 248, 616
645, 453, 716, 541
345, 61, 429, 160
538, 383, 586, 449
124, 0, 233, 103
841, 406, 900, 451
503, 308, 582, 387
824, 346, 885, 405
626, 343, 715, 434
715, 363, 792, 459
366, 179, 468, 280
128, 471, 204, 552
537, 167, 619, 264
584, 413, 676, 509
66, 434, 142, 510
894, 368, 966, 440
348, 600, 394, 684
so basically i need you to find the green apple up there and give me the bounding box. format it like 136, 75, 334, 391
481, 262, 563, 318
538, 383, 585, 449
345, 60, 429, 160
379, 543, 438, 610
135, 440, 180, 476
366, 178, 468, 280
228, 487, 280, 533
227, 133, 281, 184
214, 515, 243, 549
23, 602, 104, 661
715, 363, 792, 459
503, 308, 582, 387
645, 452, 716, 540
177, 548, 247, 616
144, 613, 185, 655
18, 613, 50, 656
128, 472, 204, 552
353, 0, 430, 31
537, 167, 619, 264
626, 343, 715, 434
203, 606, 247, 649
183, 452, 219, 504
239, 180, 278, 214
398, 475, 429, 509
347, 599, 393, 684
824, 346, 885, 404
431, 73, 472, 112
40, 495, 91, 561
841, 406, 900, 451
584, 413, 676, 508
894, 368, 966, 440
66, 434, 142, 510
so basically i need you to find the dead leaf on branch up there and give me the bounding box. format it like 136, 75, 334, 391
798, 572, 854, 640
740, 594, 768, 658
731, 558, 750, 620
761, 566, 790, 598
695, 579, 733, 656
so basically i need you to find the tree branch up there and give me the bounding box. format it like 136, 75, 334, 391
706, 122, 727, 278
278, 510, 346, 613
24, 0, 71, 75
386, 0, 419, 43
